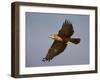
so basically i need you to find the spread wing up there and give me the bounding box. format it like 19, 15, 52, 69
42, 41, 67, 62
58, 20, 74, 40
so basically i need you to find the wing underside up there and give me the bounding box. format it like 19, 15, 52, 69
58, 20, 74, 40
42, 41, 67, 61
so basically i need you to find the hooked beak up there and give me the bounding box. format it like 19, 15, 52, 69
48, 34, 54, 39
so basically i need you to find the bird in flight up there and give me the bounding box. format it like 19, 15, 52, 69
42, 19, 80, 62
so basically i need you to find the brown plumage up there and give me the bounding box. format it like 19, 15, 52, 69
42, 19, 80, 62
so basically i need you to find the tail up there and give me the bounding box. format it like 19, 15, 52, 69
69, 38, 80, 44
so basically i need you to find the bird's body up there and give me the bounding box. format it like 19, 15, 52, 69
42, 19, 80, 62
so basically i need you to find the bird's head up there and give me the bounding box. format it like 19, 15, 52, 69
49, 33, 63, 41
49, 33, 58, 40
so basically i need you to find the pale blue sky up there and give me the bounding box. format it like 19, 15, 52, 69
25, 12, 90, 67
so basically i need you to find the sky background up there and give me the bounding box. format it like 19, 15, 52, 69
25, 12, 90, 67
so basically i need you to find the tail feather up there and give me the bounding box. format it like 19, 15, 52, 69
69, 38, 80, 44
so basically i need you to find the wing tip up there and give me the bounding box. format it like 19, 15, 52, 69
42, 58, 50, 62
64, 19, 72, 25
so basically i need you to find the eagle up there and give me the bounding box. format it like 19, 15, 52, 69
42, 19, 80, 62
